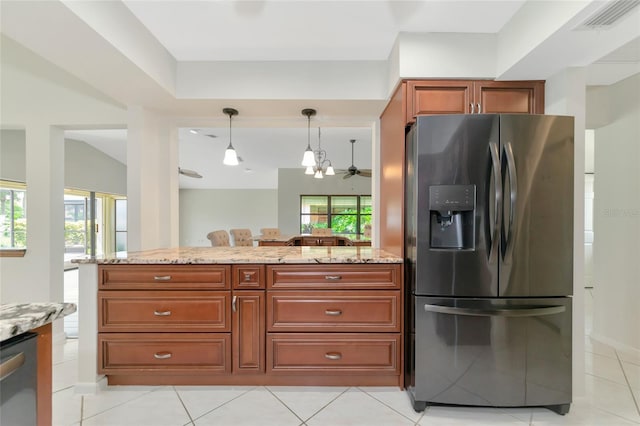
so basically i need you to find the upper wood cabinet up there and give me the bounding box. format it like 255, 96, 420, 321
379, 79, 545, 257
406, 79, 544, 123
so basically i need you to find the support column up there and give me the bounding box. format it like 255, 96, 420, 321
545, 67, 587, 397
127, 107, 179, 251
25, 124, 66, 342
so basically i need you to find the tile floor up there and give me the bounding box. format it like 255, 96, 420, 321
52, 289, 640, 425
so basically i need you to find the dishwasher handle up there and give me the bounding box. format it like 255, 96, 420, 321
0, 352, 26, 382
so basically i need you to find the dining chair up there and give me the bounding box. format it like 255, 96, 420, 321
206, 230, 231, 247
230, 228, 254, 246
260, 228, 281, 238
311, 228, 332, 236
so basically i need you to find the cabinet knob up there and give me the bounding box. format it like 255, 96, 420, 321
153, 310, 171, 316
324, 352, 342, 360
325, 309, 343, 316
153, 352, 172, 360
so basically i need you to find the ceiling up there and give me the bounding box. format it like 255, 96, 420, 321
3, 0, 640, 189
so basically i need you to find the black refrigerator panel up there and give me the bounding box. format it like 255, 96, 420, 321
498, 115, 574, 297
409, 296, 572, 413
408, 115, 499, 297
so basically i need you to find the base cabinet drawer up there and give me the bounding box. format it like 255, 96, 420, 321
99, 291, 230, 332
99, 265, 230, 290
99, 333, 230, 374
268, 291, 400, 332
267, 264, 401, 289
267, 333, 400, 374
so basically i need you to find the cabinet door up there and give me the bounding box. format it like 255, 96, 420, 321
407, 80, 473, 120
474, 80, 544, 114
232, 291, 265, 373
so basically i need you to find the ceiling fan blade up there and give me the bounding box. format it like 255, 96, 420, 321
178, 167, 203, 178
342, 173, 353, 179
359, 170, 372, 177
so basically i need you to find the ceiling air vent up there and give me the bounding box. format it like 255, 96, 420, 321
575, 0, 640, 30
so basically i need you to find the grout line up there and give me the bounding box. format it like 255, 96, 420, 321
358, 386, 421, 424
298, 386, 351, 424
173, 385, 195, 425
186, 385, 256, 423
265, 387, 306, 424
615, 350, 640, 417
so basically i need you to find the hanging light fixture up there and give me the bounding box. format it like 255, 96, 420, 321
306, 127, 334, 179
222, 107, 239, 166
301, 108, 317, 167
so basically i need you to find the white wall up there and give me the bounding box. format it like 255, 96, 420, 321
1, 132, 126, 194
0, 129, 26, 182
591, 73, 640, 353
0, 35, 126, 309
277, 168, 372, 235
545, 67, 587, 396
179, 188, 278, 246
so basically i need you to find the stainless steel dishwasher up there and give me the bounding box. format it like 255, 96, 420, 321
0, 332, 38, 426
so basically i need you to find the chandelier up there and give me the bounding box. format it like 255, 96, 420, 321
300, 108, 334, 179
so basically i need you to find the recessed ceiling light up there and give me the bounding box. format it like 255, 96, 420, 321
189, 129, 199, 134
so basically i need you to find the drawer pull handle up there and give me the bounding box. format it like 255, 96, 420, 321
232, 295, 237, 313
244, 273, 252, 281
325, 309, 342, 316
153, 352, 172, 360
153, 275, 172, 281
324, 275, 342, 281
325, 352, 342, 360
153, 310, 171, 316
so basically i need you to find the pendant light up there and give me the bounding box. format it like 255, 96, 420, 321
301, 108, 317, 167
222, 108, 239, 166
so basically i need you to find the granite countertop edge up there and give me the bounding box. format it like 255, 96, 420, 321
71, 247, 403, 265
0, 302, 77, 342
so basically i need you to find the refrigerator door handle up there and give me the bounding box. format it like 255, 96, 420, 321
424, 304, 565, 317
488, 141, 502, 263
503, 142, 518, 264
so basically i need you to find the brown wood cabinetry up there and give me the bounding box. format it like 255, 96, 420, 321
380, 78, 545, 256
265, 264, 402, 385
407, 79, 544, 122
97, 262, 402, 386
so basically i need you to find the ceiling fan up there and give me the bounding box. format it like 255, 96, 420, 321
342, 139, 372, 179
178, 167, 202, 179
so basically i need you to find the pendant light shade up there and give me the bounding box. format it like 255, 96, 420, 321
222, 108, 239, 166
301, 108, 317, 167
305, 166, 315, 175
325, 164, 335, 176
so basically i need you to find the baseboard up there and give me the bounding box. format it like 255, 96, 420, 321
74, 376, 107, 395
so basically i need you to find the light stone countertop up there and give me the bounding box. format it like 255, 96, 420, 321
0, 302, 77, 342
71, 246, 402, 265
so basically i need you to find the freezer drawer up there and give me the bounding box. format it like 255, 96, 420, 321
408, 296, 571, 413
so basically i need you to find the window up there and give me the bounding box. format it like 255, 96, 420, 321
115, 199, 127, 252
300, 195, 371, 235
0, 182, 27, 249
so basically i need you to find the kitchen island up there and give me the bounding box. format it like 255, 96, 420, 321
1, 302, 77, 426
73, 246, 403, 390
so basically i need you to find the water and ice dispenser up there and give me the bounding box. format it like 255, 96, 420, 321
429, 185, 475, 249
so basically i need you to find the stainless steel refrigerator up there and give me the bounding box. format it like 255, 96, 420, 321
404, 114, 573, 415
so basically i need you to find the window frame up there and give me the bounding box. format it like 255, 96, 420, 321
300, 194, 371, 236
